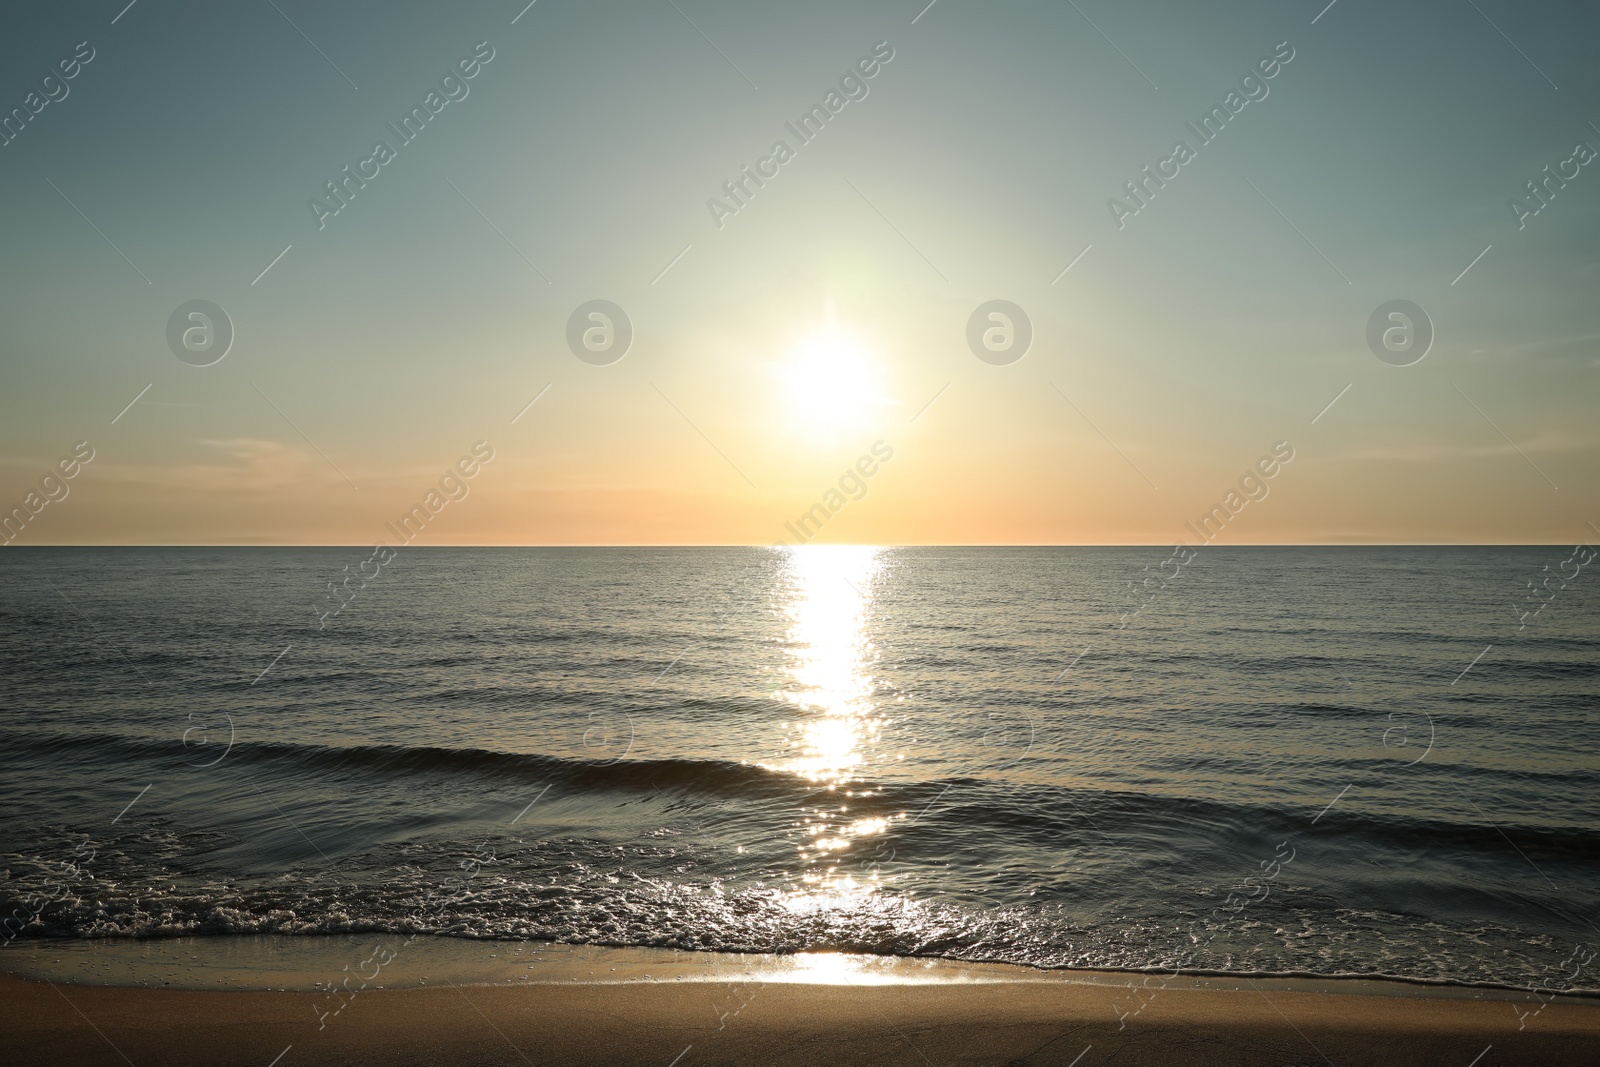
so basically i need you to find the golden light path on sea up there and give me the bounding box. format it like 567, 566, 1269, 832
770, 545, 897, 914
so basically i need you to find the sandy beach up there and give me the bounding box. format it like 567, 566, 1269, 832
4, 941, 1598, 1066
10, 971, 1600, 1066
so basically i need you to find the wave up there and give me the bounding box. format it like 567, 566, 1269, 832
1, 729, 804, 798
5, 851, 1595, 998
6, 729, 1600, 862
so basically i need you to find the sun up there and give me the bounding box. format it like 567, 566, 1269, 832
773, 320, 889, 439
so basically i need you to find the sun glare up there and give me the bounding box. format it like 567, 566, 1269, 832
774, 322, 888, 438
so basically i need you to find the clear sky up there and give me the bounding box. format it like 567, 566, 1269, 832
1, 0, 1596, 545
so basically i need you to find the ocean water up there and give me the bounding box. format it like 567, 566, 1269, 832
1, 546, 1597, 991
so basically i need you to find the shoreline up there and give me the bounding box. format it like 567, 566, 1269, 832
4, 935, 1597, 1004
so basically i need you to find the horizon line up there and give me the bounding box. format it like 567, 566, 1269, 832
1, 541, 1587, 549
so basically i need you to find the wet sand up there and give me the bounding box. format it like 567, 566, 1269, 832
4, 940, 1598, 1066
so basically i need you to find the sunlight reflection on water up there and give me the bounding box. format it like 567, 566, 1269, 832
773, 545, 898, 912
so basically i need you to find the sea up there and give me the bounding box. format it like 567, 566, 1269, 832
1, 546, 1596, 992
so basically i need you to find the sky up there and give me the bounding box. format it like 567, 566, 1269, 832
1, 0, 1597, 546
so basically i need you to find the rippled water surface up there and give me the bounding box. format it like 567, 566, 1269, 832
2, 546, 1597, 990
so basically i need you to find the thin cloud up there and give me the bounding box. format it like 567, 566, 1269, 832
90, 438, 342, 493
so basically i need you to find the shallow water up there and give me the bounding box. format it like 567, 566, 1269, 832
2, 546, 1597, 992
